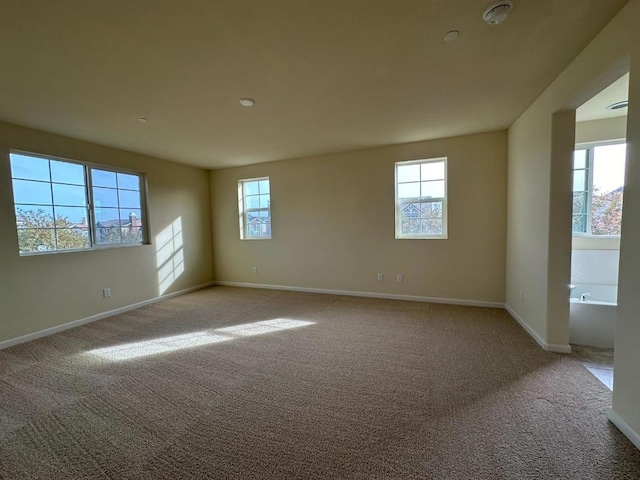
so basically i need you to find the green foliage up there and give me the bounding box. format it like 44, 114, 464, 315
16, 208, 88, 252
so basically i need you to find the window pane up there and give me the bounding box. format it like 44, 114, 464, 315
95, 220, 122, 244
259, 194, 270, 208
93, 187, 119, 208
591, 144, 625, 236
246, 195, 260, 209
401, 218, 420, 235
120, 209, 141, 225
421, 218, 443, 235
55, 206, 88, 226
572, 170, 586, 192
56, 228, 90, 250
95, 207, 120, 224
400, 203, 420, 219
118, 189, 141, 209
53, 183, 86, 207
15, 206, 54, 229
50, 160, 85, 185
92, 169, 117, 188
421, 180, 445, 198
593, 144, 626, 194
245, 181, 260, 195
117, 172, 140, 191
572, 215, 586, 233
17, 228, 56, 253
421, 202, 443, 218
10, 154, 50, 181
398, 182, 420, 199
120, 209, 143, 243
258, 210, 270, 221
259, 180, 270, 194
397, 164, 420, 183
12, 179, 52, 205
421, 161, 445, 181
574, 149, 587, 169
572, 192, 587, 216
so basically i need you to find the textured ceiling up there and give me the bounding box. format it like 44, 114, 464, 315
0, 0, 629, 169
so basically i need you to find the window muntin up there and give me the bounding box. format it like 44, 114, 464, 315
9, 151, 147, 255
395, 158, 447, 239
572, 143, 625, 236
238, 177, 271, 239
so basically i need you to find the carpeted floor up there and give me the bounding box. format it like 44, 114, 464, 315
1, 286, 639, 479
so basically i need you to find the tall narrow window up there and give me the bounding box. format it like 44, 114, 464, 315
238, 177, 271, 239
395, 158, 447, 239
572, 143, 625, 236
9, 151, 147, 255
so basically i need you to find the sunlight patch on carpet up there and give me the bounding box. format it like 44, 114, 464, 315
86, 319, 315, 361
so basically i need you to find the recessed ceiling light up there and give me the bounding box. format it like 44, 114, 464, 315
443, 30, 460, 42
137, 117, 149, 122
607, 100, 629, 110
239, 98, 255, 107
483, 1, 513, 25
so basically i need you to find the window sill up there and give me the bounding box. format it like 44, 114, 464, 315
395, 235, 448, 240
19, 242, 147, 257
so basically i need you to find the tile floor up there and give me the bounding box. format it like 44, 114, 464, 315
571, 344, 614, 390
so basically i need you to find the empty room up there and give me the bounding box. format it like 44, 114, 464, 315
2, 1, 640, 478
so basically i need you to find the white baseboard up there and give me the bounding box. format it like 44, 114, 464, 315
608, 409, 640, 451
0, 281, 215, 351
505, 304, 572, 353
215, 281, 505, 308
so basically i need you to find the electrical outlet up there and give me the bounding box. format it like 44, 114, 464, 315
397, 274, 403, 283
252, 266, 258, 274
103, 288, 111, 298
377, 273, 384, 281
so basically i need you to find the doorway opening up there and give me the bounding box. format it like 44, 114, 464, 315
569, 72, 629, 390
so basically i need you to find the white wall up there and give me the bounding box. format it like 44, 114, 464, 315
507, 0, 640, 447
211, 131, 507, 304
0, 121, 214, 344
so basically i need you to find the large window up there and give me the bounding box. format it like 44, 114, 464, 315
238, 177, 271, 239
572, 143, 626, 236
9, 151, 147, 255
395, 158, 447, 239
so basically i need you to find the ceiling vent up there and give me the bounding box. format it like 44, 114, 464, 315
483, 1, 513, 25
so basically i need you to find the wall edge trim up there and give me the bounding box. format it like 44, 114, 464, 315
0, 281, 215, 350
505, 304, 572, 353
608, 409, 640, 451
215, 281, 505, 308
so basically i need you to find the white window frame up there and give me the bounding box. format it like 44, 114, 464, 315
395, 157, 448, 240
238, 177, 271, 240
9, 149, 149, 255
572, 140, 625, 238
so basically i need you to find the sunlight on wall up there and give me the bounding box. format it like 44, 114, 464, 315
87, 318, 315, 361
156, 217, 184, 295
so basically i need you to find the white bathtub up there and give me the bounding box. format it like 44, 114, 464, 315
569, 297, 616, 348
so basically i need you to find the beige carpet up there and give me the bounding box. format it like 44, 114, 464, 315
1, 286, 639, 479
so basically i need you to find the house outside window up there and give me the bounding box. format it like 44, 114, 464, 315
238, 177, 271, 239
9, 151, 148, 255
395, 158, 447, 239
572, 142, 626, 236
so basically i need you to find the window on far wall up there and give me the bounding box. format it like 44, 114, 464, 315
238, 177, 271, 239
572, 142, 626, 236
395, 158, 448, 239
9, 151, 148, 255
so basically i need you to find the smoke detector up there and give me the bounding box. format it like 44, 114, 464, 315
483, 1, 513, 25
